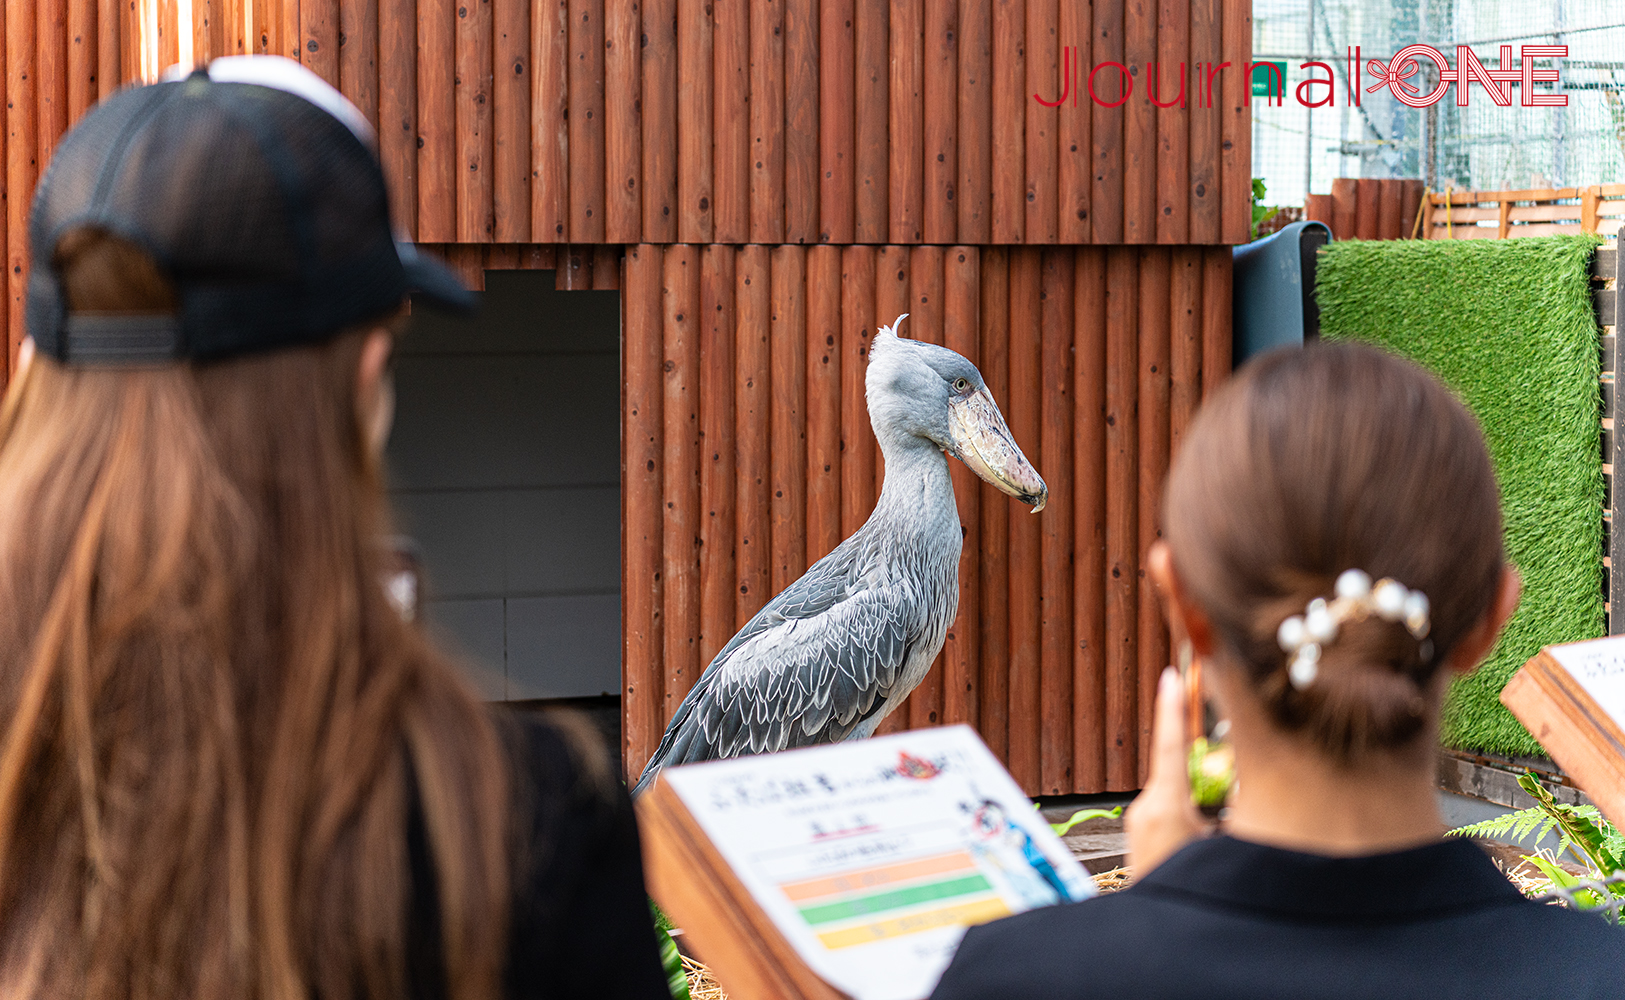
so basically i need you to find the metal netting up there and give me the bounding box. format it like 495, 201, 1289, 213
1533, 872, 1625, 924
1251, 0, 1625, 209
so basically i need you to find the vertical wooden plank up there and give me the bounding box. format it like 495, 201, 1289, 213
853, 0, 887, 243
302, 0, 340, 84
1199, 246, 1229, 395
1006, 247, 1042, 793
492, 0, 530, 240
922, 0, 955, 244
736, 246, 774, 624
339, 0, 381, 129
7, 0, 35, 369
1330, 176, 1356, 242
1218, 0, 1250, 243
700, 247, 737, 669
1400, 179, 1425, 239
279, 0, 301, 69
1057, 0, 1091, 243
68, 0, 95, 122
1136, 247, 1171, 782
771, 246, 809, 594
958, 0, 991, 244
456, 0, 494, 241
97, 0, 119, 96
1186, 0, 1218, 243
1304, 193, 1332, 227
0, 0, 8, 386
592, 243, 620, 288
713, 0, 749, 243
978, 247, 1011, 764
678, 0, 713, 242
1103, 244, 1138, 789
604, 0, 640, 242
1024, 0, 1057, 243
1155, 0, 1189, 243
1122, 0, 1154, 243
380, 0, 418, 237
871, 244, 909, 736
1374, 179, 1400, 240
663, 245, 703, 718
569, 0, 605, 243
944, 246, 981, 730
990, 0, 1024, 243
841, 246, 878, 536
1090, 0, 1123, 242
1072, 246, 1108, 792
907, 245, 946, 730
486, 244, 520, 268
888, 0, 923, 243
160, 0, 181, 71
531, 0, 568, 240
556, 243, 590, 288
806, 246, 843, 563
784, 0, 819, 242
39, 0, 69, 166
750, 0, 786, 242
642, 0, 677, 241
1168, 246, 1202, 457
1354, 177, 1379, 240
623, 244, 665, 779
820, 0, 854, 243
417, 0, 456, 241
1039, 248, 1073, 793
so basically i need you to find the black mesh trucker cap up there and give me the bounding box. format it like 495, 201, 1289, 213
27, 56, 475, 364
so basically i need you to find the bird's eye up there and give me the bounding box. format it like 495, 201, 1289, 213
952, 377, 970, 392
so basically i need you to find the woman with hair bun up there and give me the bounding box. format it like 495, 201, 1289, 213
932, 342, 1625, 999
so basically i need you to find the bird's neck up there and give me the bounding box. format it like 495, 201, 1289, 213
873, 436, 955, 523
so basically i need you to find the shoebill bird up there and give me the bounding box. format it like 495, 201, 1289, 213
632, 315, 1046, 796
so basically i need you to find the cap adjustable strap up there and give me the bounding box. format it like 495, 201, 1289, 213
62, 315, 183, 363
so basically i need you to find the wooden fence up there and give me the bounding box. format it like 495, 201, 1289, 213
1305, 178, 1625, 243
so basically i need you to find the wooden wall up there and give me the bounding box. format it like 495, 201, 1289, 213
622, 243, 1232, 793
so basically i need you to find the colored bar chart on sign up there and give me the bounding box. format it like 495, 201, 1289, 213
662, 726, 1096, 1000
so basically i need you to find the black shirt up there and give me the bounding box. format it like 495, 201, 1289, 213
408, 713, 672, 1000
931, 834, 1625, 1000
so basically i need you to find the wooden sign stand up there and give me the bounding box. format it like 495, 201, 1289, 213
637, 779, 853, 1000
1500, 646, 1625, 830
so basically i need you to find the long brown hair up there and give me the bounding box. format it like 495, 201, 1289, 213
0, 231, 511, 999
1163, 342, 1506, 762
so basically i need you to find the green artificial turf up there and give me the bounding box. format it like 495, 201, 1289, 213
1316, 235, 1605, 757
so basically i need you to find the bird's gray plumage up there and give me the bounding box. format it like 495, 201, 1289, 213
632, 316, 1038, 796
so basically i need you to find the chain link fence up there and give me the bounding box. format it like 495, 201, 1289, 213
1251, 0, 1625, 210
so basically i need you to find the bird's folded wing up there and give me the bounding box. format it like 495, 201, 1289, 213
689, 578, 923, 759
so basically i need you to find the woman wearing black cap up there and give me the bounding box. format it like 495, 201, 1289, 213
0, 58, 669, 1000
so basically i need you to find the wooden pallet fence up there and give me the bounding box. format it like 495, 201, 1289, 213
1303, 178, 1425, 242
1421, 185, 1625, 241
621, 243, 1233, 796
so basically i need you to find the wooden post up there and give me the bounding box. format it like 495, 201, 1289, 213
1039, 248, 1075, 794
623, 245, 665, 779
713, 0, 749, 243
957, 0, 992, 244
970, 251, 1010, 766
750, 0, 786, 242
567, 0, 604, 243
1072, 246, 1109, 792
699, 246, 737, 670
604, 0, 641, 242
493, 0, 530, 241
991, 0, 1024, 243
663, 246, 703, 716
818, 0, 854, 243
784, 0, 819, 242
677, 0, 713, 242
1582, 186, 1601, 234
736, 246, 773, 626
944, 246, 981, 730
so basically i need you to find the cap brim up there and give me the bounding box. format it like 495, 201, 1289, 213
398, 242, 478, 313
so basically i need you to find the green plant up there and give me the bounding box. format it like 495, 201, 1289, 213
650, 899, 691, 1000
1046, 804, 1122, 837
1448, 771, 1625, 917
1250, 178, 1283, 240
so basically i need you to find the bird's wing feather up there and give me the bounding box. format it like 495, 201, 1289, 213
632, 537, 924, 794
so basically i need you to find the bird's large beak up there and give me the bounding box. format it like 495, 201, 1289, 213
948, 389, 1048, 513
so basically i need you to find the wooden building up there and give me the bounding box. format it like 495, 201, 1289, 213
2, 0, 1254, 794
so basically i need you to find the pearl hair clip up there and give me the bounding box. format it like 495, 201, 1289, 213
1276, 569, 1432, 690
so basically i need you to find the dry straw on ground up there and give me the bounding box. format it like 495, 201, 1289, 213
678, 867, 1136, 999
